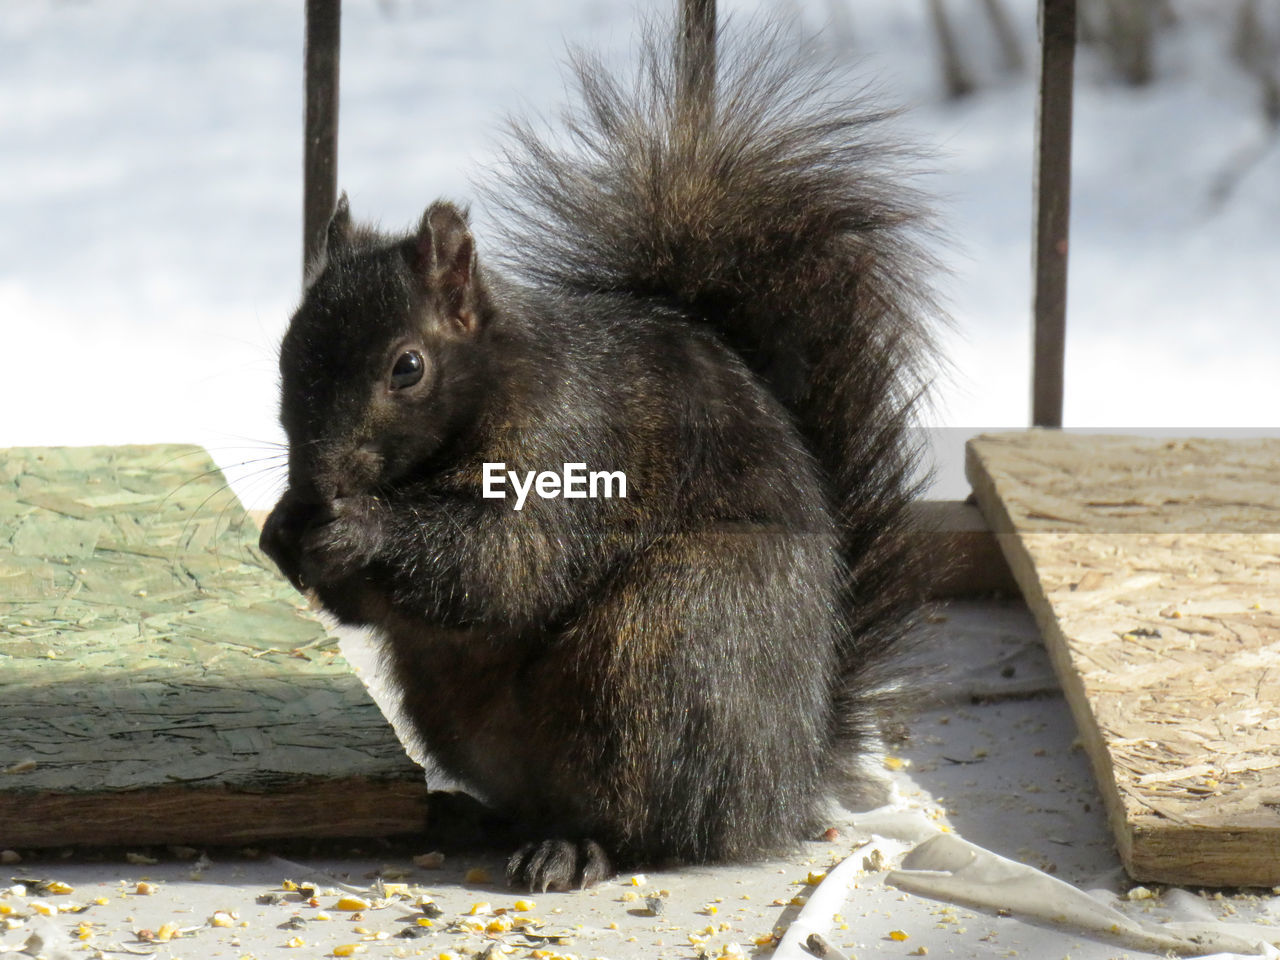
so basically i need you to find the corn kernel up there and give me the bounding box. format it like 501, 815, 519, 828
888, 929, 909, 941
336, 896, 370, 911
333, 945, 366, 957
513, 899, 536, 912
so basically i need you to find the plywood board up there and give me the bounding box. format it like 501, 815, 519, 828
0, 445, 428, 847
966, 432, 1280, 886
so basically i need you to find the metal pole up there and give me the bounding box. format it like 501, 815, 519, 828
303, 0, 341, 280
678, 0, 716, 126
1031, 0, 1075, 428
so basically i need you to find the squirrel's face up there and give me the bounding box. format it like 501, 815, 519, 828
275, 197, 491, 505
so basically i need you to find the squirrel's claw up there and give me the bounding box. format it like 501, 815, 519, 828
506, 838, 612, 892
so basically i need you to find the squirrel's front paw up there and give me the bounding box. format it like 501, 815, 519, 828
506, 839, 613, 892
296, 495, 386, 589
260, 491, 323, 590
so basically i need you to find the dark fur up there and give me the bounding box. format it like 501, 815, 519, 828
260, 22, 940, 892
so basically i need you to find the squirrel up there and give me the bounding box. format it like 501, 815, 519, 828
260, 21, 941, 892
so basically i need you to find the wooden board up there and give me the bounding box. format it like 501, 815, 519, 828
966, 432, 1280, 886
0, 445, 428, 848
908, 500, 1019, 598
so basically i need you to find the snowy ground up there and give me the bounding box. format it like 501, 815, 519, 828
2, 0, 1278, 507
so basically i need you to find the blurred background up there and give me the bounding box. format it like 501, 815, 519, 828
2, 0, 1277, 508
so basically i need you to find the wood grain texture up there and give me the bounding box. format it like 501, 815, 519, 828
966, 431, 1280, 886
0, 445, 428, 848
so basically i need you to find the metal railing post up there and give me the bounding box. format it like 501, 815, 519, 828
1031, 0, 1076, 428
678, 0, 716, 126
303, 0, 341, 280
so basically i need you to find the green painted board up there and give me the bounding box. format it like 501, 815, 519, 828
0, 445, 428, 847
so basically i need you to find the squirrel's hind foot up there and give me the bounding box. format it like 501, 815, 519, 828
506, 838, 613, 892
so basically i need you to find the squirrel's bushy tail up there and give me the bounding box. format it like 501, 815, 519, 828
489, 20, 941, 768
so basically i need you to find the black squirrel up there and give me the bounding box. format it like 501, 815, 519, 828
260, 21, 941, 891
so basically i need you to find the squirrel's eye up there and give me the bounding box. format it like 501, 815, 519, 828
389, 350, 425, 389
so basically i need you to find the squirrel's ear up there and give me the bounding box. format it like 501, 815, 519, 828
412, 202, 479, 334
326, 192, 354, 256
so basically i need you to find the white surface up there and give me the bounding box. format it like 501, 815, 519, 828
1, 1, 1278, 507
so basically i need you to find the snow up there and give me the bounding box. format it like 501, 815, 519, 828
2, 0, 1277, 508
